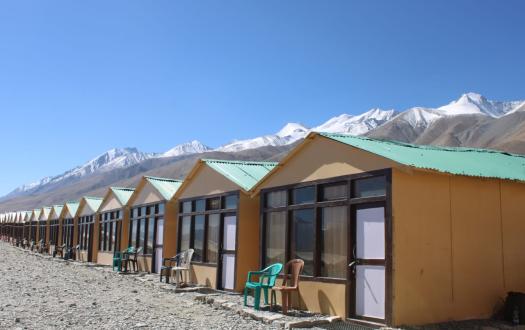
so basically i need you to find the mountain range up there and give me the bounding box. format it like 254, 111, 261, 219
1, 92, 524, 212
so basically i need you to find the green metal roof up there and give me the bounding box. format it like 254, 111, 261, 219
31, 209, 41, 220
145, 176, 183, 200
321, 133, 525, 182
51, 205, 64, 219
203, 159, 279, 191
64, 201, 80, 218
84, 196, 103, 213
111, 187, 135, 205
40, 206, 52, 220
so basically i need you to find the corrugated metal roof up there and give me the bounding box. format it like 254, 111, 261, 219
321, 133, 525, 182
64, 201, 80, 218
51, 205, 64, 219
111, 187, 135, 205
145, 176, 183, 200
31, 209, 41, 221
84, 196, 103, 213
40, 207, 52, 220
203, 159, 278, 191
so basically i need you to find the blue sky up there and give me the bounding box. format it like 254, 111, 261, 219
0, 0, 524, 196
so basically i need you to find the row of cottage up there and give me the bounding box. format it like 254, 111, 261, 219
1, 132, 525, 327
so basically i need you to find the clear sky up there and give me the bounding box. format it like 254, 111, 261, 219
0, 0, 524, 196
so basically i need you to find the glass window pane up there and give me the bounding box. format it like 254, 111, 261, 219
266, 190, 287, 208
180, 216, 191, 251
207, 198, 221, 210
195, 200, 205, 212
147, 217, 154, 254
292, 186, 315, 205
194, 215, 205, 261
225, 195, 238, 209
182, 201, 192, 214
265, 211, 286, 267
207, 214, 220, 263
130, 220, 137, 249
158, 203, 165, 215
353, 176, 386, 198
321, 206, 348, 278
292, 209, 315, 276
139, 219, 146, 253
322, 183, 348, 201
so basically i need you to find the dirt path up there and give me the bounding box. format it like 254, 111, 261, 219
0, 243, 276, 329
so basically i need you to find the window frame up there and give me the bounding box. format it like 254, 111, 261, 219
99, 210, 122, 253
177, 191, 239, 265
128, 201, 165, 256
260, 169, 390, 284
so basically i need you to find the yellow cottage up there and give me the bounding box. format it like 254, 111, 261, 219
75, 196, 103, 262
95, 187, 134, 265
251, 132, 525, 327
125, 176, 183, 273
170, 159, 277, 292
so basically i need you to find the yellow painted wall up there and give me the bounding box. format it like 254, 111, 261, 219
259, 137, 397, 189
392, 169, 525, 326
163, 201, 178, 260
191, 264, 217, 288
235, 192, 261, 292
178, 165, 239, 199
97, 251, 113, 266
285, 281, 347, 317
500, 181, 525, 292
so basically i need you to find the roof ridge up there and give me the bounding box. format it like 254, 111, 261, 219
145, 176, 183, 182
111, 187, 135, 191
320, 132, 525, 158
202, 158, 279, 165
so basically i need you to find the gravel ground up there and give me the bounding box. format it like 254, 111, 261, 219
0, 243, 278, 329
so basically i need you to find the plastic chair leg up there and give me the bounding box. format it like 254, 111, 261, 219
243, 288, 248, 306
254, 288, 261, 310
263, 287, 269, 305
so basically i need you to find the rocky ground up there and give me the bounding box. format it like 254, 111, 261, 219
0, 243, 280, 329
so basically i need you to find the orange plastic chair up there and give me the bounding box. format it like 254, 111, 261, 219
270, 259, 304, 314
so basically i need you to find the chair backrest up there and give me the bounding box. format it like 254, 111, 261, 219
178, 249, 194, 269
281, 259, 304, 289
261, 263, 283, 286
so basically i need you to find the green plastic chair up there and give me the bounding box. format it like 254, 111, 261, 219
112, 250, 123, 271
244, 263, 283, 310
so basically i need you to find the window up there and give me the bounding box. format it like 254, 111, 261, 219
193, 215, 205, 261
353, 176, 386, 198
265, 211, 286, 266
195, 199, 205, 212
62, 218, 75, 248
178, 193, 239, 264
128, 203, 164, 255
262, 173, 388, 280
292, 209, 315, 275
100, 211, 122, 252
322, 183, 347, 201
266, 190, 286, 208
207, 214, 220, 263
292, 186, 315, 205
321, 206, 348, 278
180, 216, 191, 251
225, 195, 238, 209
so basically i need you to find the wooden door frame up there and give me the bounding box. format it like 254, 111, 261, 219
216, 212, 238, 291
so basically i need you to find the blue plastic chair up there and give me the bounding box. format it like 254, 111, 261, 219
243, 263, 283, 310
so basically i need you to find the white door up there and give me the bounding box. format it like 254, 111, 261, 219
154, 219, 164, 274
221, 215, 236, 290
354, 205, 386, 320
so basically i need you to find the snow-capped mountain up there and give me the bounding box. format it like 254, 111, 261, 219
394, 107, 444, 129
6, 92, 525, 201
437, 92, 523, 118
313, 108, 398, 135
216, 123, 309, 153
160, 140, 212, 158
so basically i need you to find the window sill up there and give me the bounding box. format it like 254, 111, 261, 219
278, 275, 346, 284
191, 261, 217, 267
